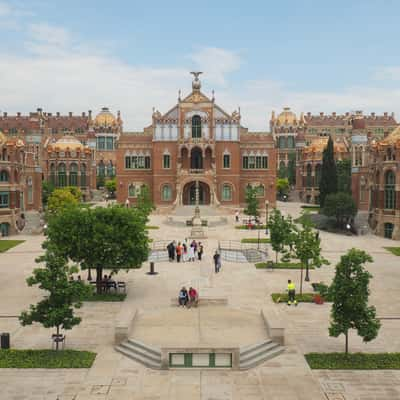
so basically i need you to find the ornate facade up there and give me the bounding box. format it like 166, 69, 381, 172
116, 74, 277, 208
0, 132, 41, 235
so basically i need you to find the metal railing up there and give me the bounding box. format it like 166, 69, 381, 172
218, 241, 268, 263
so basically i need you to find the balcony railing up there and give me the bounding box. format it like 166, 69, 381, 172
189, 168, 204, 174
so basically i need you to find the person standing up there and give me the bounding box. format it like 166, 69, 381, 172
171, 241, 176, 261
235, 209, 239, 223
189, 243, 195, 262
182, 241, 188, 262
176, 242, 182, 263
287, 279, 297, 306
213, 251, 220, 273
198, 242, 203, 261
125, 198, 130, 208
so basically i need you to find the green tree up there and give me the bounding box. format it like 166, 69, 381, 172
136, 185, 155, 218
276, 178, 289, 200
42, 181, 55, 208
292, 215, 329, 293
287, 152, 296, 186
267, 209, 294, 264
19, 251, 91, 350
322, 192, 357, 229
96, 175, 105, 189
278, 163, 287, 179
47, 187, 82, 215
329, 248, 380, 353
105, 178, 117, 198
319, 136, 337, 207
337, 159, 352, 194
44, 206, 150, 293
244, 186, 260, 217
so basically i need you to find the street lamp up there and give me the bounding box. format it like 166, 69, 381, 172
265, 200, 269, 236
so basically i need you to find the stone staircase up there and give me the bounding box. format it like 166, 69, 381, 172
239, 340, 285, 370
22, 211, 42, 235
115, 339, 162, 369
243, 248, 268, 263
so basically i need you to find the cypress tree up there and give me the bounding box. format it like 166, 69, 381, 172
319, 136, 337, 207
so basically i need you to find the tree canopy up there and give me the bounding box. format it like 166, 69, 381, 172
268, 208, 294, 264
319, 136, 337, 207
322, 192, 357, 228
136, 185, 155, 218
244, 186, 260, 217
329, 248, 380, 353
336, 159, 352, 194
105, 179, 117, 197
19, 251, 91, 349
43, 205, 150, 292
276, 178, 289, 200
47, 187, 82, 215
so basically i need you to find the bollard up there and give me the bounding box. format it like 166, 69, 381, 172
147, 261, 158, 275
1, 332, 10, 349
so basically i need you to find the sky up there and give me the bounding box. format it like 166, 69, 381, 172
1, 0, 400, 130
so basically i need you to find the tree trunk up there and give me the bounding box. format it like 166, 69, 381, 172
87, 267, 92, 281
275, 251, 278, 265
56, 325, 60, 351
300, 265, 303, 295
345, 330, 349, 354
305, 259, 310, 281
96, 266, 103, 295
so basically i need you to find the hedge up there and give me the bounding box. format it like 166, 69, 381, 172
305, 353, 400, 369
0, 349, 96, 368
82, 292, 127, 302
255, 262, 314, 269
0, 240, 25, 253
235, 225, 267, 230
384, 247, 400, 256
145, 226, 159, 230
241, 238, 270, 243
271, 293, 315, 303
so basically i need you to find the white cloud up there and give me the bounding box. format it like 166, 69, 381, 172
0, 1, 11, 16
1, 21, 400, 130
189, 47, 241, 86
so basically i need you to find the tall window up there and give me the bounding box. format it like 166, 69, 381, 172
27, 177, 33, 204
384, 223, 394, 239
222, 184, 232, 201
50, 164, 56, 186
384, 170, 396, 209
125, 155, 151, 169
58, 163, 67, 187
128, 184, 141, 198
0, 170, 9, 182
192, 115, 202, 138
106, 137, 114, 150
242, 156, 268, 169
287, 136, 295, 149
256, 184, 265, 197
0, 192, 9, 208
97, 137, 106, 150
107, 161, 114, 177
306, 164, 313, 187
98, 161, 105, 177
278, 137, 286, 149
163, 154, 171, 169
162, 185, 172, 201
80, 164, 86, 187
315, 164, 322, 186
223, 154, 230, 169
69, 163, 78, 186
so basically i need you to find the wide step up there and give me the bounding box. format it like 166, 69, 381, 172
239, 340, 285, 369
115, 339, 162, 369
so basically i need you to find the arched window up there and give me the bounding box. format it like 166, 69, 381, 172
80, 164, 86, 187
0, 170, 9, 182
69, 163, 78, 186
287, 136, 295, 149
384, 222, 394, 239
162, 184, 172, 201
27, 177, 33, 204
107, 161, 114, 177
315, 164, 322, 186
306, 164, 313, 187
192, 115, 202, 138
222, 184, 232, 201
58, 163, 66, 187
128, 184, 137, 198
190, 148, 203, 169
50, 163, 56, 186
98, 161, 105, 177
278, 136, 286, 149
384, 170, 396, 209
256, 184, 265, 197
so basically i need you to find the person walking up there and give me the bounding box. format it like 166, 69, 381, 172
182, 241, 188, 262
176, 242, 182, 263
189, 242, 195, 262
287, 279, 298, 306
235, 209, 239, 223
198, 242, 203, 261
171, 241, 176, 261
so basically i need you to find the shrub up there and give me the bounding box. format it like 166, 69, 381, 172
271, 293, 315, 303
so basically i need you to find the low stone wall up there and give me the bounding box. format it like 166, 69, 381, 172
114, 307, 137, 345
170, 296, 228, 306
261, 307, 285, 346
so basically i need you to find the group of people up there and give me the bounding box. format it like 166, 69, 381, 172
178, 286, 198, 308
167, 240, 204, 263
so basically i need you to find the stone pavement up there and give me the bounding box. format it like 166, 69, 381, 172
1, 201, 400, 399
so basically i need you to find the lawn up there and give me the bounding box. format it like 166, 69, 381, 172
145, 226, 159, 230
384, 247, 400, 256
271, 293, 315, 303
305, 353, 400, 369
256, 261, 313, 269
301, 205, 320, 211
0, 240, 25, 253
82, 292, 126, 302
241, 238, 270, 243
235, 225, 267, 230
0, 349, 96, 368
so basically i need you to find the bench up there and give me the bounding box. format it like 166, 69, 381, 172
170, 296, 228, 307
261, 307, 285, 346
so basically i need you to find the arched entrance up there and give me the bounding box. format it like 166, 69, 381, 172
182, 181, 211, 205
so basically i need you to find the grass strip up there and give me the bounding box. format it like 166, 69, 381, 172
0, 240, 25, 253
241, 238, 270, 243
235, 225, 267, 230
82, 292, 126, 302
256, 262, 313, 269
0, 349, 96, 368
271, 293, 315, 303
145, 226, 159, 230
305, 352, 400, 369
384, 247, 400, 256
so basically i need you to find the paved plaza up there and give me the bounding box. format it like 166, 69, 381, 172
1, 202, 400, 399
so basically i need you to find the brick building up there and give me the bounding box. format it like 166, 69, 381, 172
116, 73, 276, 209
0, 132, 42, 235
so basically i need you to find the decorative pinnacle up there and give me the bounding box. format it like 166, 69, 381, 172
190, 71, 203, 90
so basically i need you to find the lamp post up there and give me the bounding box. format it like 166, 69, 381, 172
265, 200, 269, 235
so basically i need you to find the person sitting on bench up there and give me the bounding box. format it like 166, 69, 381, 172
178, 287, 189, 307
188, 287, 198, 308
